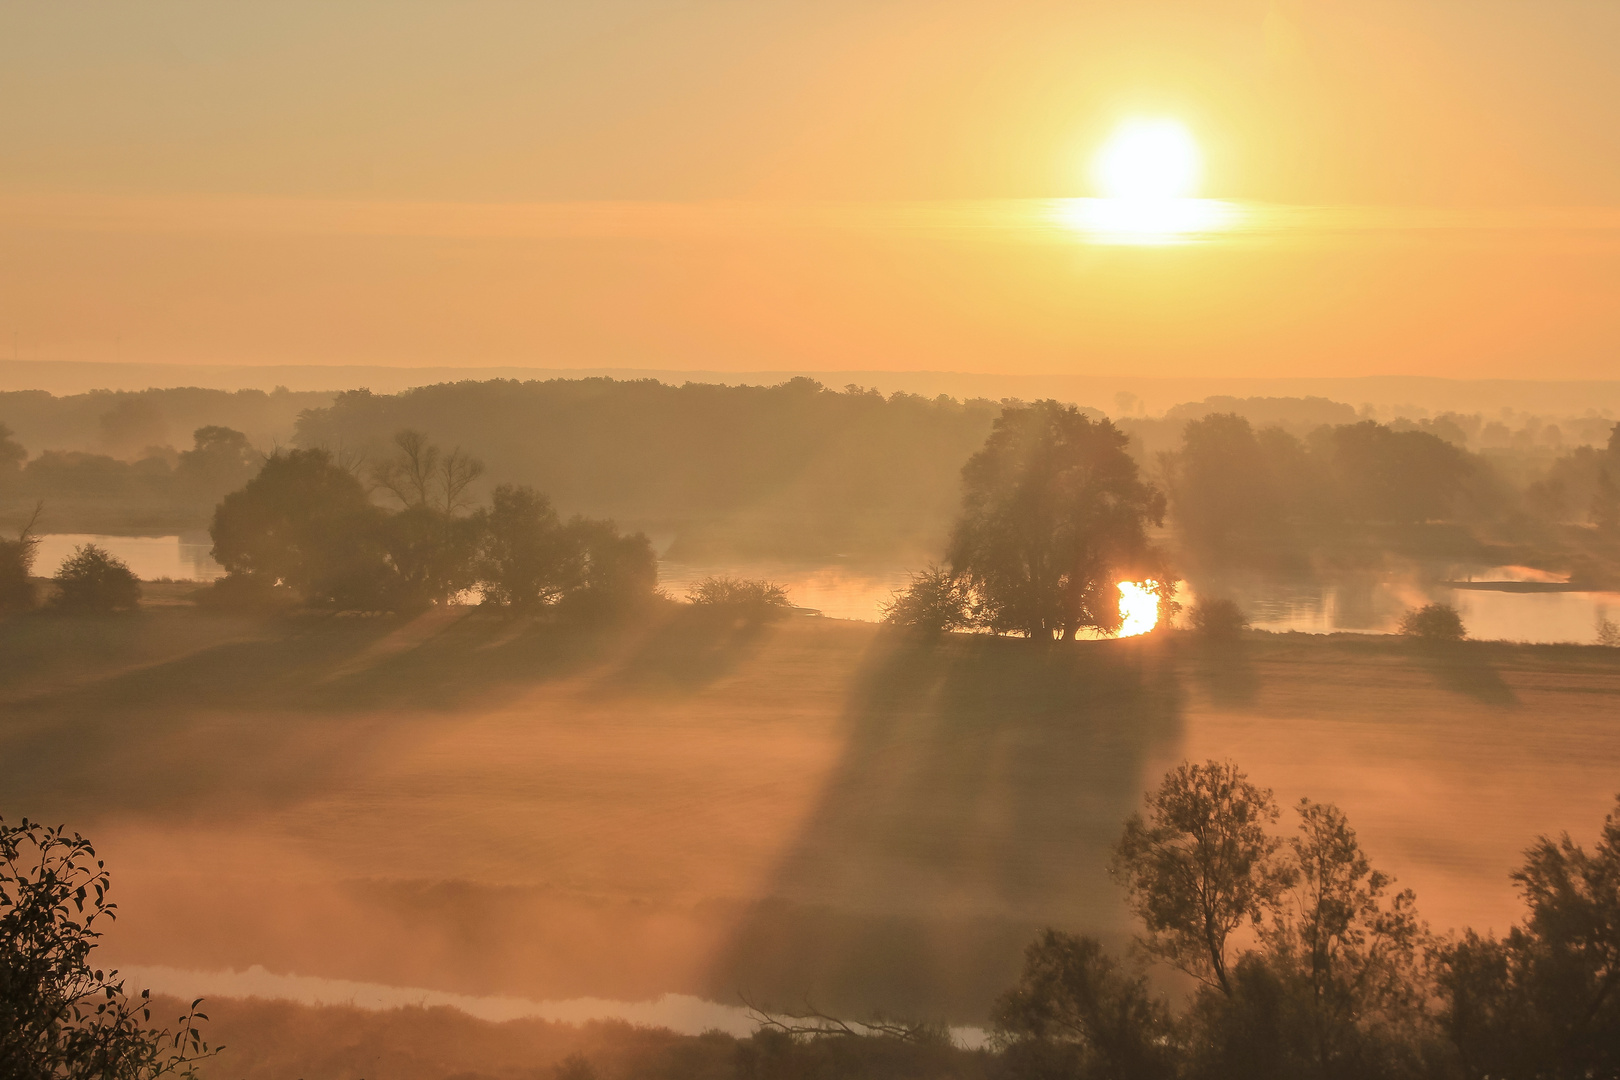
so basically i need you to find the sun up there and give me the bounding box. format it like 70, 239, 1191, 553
1091, 119, 1202, 201
1116, 580, 1162, 637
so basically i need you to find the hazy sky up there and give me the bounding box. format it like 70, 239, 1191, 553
3, 1, 1619, 377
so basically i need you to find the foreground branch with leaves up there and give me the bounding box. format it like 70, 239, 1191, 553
1, 817, 216, 1080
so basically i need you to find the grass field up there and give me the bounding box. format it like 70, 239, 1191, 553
4, 597, 1620, 1030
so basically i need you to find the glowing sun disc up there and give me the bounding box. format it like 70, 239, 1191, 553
1091, 119, 1202, 200
1117, 580, 1161, 637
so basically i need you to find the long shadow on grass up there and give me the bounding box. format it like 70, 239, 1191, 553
0, 610, 621, 821
704, 630, 1185, 1022
589, 607, 782, 697
1408, 641, 1519, 706
1186, 636, 1261, 708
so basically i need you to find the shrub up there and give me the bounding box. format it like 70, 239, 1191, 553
50, 544, 141, 613
880, 565, 973, 634
685, 576, 792, 623
1597, 615, 1620, 648
1399, 603, 1466, 641
1190, 597, 1250, 639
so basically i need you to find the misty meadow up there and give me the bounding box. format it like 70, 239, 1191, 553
7, 3, 1620, 1079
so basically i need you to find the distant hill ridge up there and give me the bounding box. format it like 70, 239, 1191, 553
4, 359, 1620, 417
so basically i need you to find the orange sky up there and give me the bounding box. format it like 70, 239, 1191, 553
2, 1, 1619, 378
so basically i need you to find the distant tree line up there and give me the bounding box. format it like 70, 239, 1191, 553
1163, 412, 1620, 573
292, 377, 1005, 559
1164, 414, 1497, 565
0, 386, 325, 459
1525, 422, 1620, 531
0, 422, 262, 531
7, 380, 1620, 575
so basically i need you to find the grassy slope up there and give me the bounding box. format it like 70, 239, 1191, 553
3, 605, 1619, 1032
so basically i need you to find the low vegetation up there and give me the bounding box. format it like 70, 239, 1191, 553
685, 576, 794, 625
50, 545, 142, 613
1187, 598, 1249, 638
1399, 603, 1467, 641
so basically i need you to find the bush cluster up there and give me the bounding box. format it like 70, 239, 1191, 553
205, 432, 657, 615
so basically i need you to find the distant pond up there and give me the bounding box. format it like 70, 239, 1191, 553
33, 533, 225, 583
1179, 569, 1620, 646
30, 536, 1620, 645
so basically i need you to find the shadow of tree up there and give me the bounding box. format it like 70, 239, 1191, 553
706, 631, 1185, 1021
588, 606, 784, 698
0, 609, 625, 821
1187, 637, 1262, 708
1408, 641, 1520, 706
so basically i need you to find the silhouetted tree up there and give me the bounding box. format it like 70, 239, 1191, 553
380, 505, 482, 611
562, 516, 658, 615
364, 432, 487, 609
1189, 598, 1249, 639
1, 815, 215, 1078
209, 448, 391, 608
1190, 801, 1434, 1079
371, 429, 484, 515
1112, 761, 1293, 996
949, 401, 1166, 641
50, 544, 141, 613
472, 485, 582, 609
1000, 764, 1620, 1078
1434, 796, 1620, 1079
1398, 604, 1465, 641
991, 931, 1179, 1080
0, 503, 41, 613
880, 565, 974, 634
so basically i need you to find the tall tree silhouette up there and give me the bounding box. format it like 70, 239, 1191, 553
949, 400, 1165, 640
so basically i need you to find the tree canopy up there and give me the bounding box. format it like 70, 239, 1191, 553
209, 448, 389, 608
948, 400, 1166, 640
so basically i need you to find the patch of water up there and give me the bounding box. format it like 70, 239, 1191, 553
33, 533, 224, 582
1179, 569, 1620, 645
115, 965, 988, 1047
658, 560, 913, 622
